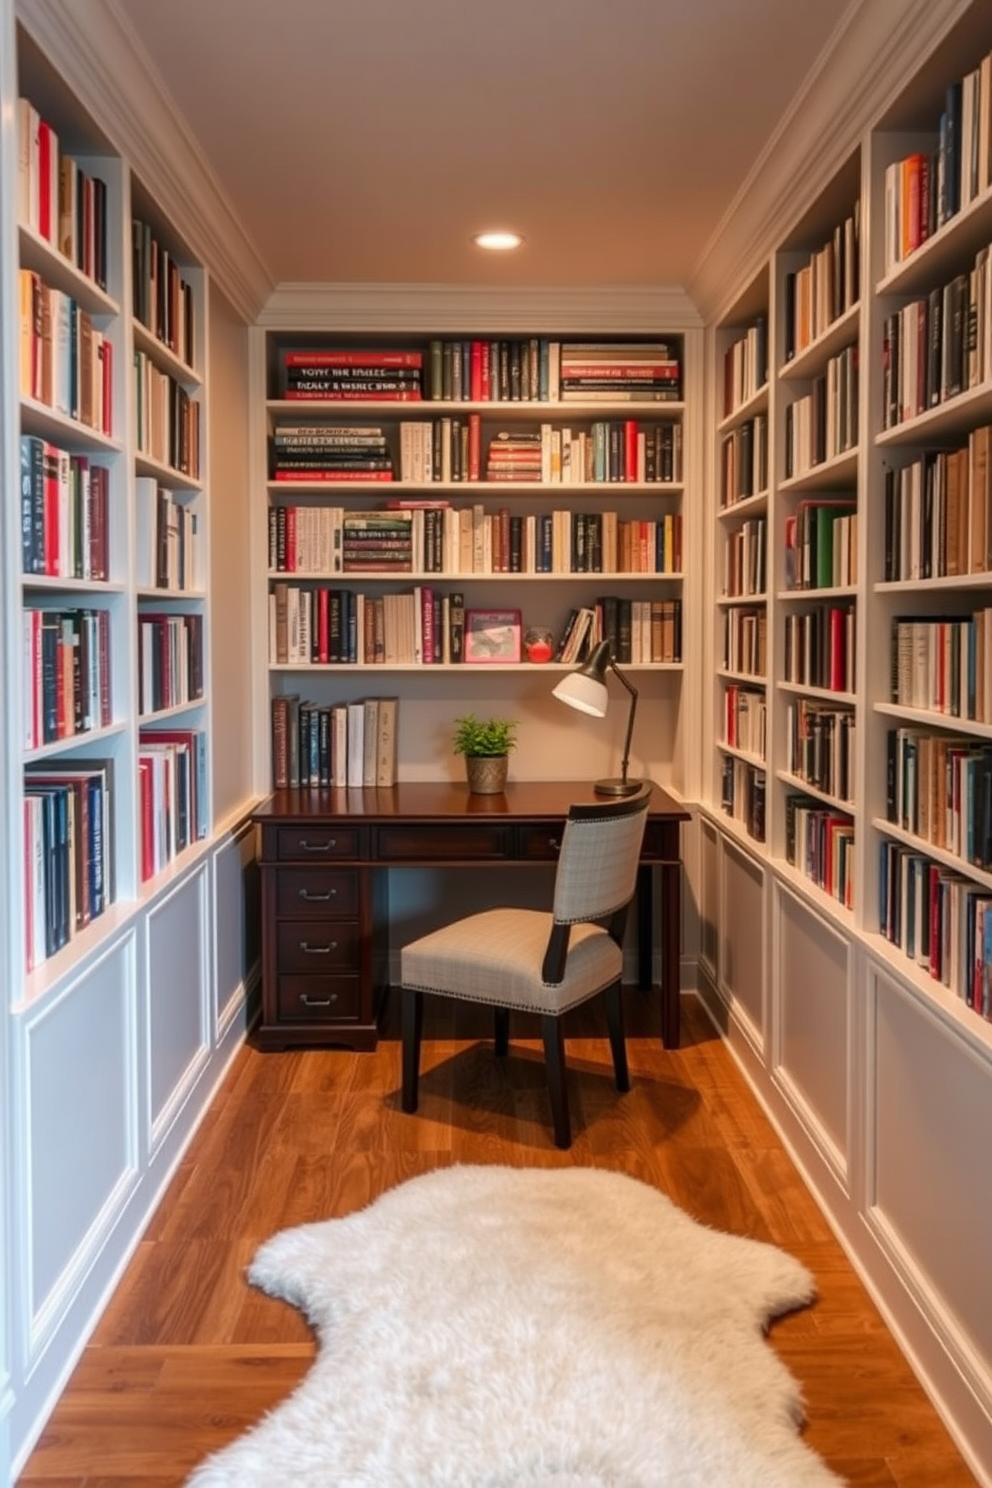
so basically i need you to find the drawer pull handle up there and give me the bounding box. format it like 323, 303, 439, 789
548, 836, 562, 852
298, 887, 336, 901
299, 940, 338, 955
301, 992, 338, 1007
299, 838, 335, 853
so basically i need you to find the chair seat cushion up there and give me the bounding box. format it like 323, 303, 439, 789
400, 907, 622, 1015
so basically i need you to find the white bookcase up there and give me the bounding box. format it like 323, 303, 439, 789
698, 6, 992, 1480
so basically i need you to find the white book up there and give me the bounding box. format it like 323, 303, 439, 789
376, 696, 398, 787
331, 703, 348, 788
362, 698, 379, 785
346, 701, 365, 787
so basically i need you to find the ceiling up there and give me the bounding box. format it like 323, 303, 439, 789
108, 0, 856, 294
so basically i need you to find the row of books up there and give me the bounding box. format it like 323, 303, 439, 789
270, 694, 398, 790
782, 342, 859, 476
132, 219, 197, 369
17, 96, 108, 290
882, 52, 992, 274
137, 611, 204, 715
269, 417, 684, 486
723, 517, 765, 599
138, 728, 207, 882
891, 609, 992, 722
783, 604, 855, 693
879, 840, 992, 1019
23, 605, 112, 750
784, 500, 858, 591
135, 477, 200, 592
723, 685, 766, 759
785, 699, 855, 803
134, 350, 201, 478
887, 726, 992, 869
23, 758, 113, 971
557, 598, 682, 667
881, 245, 992, 428
882, 429, 992, 581
785, 793, 854, 908
20, 435, 109, 580
720, 757, 766, 842
722, 316, 768, 418
783, 202, 861, 360
720, 414, 768, 506
723, 606, 767, 678
19, 268, 113, 433
269, 503, 683, 578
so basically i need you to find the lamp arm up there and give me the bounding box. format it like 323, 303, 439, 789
608, 659, 638, 785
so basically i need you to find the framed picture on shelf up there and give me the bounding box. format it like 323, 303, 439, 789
464, 609, 522, 664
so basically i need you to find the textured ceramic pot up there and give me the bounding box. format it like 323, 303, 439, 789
465, 755, 508, 794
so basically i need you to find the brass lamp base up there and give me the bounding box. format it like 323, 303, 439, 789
593, 776, 643, 797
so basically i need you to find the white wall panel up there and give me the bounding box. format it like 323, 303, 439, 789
719, 834, 766, 1038
145, 868, 209, 1147
21, 933, 137, 1344
213, 823, 259, 1036
870, 965, 992, 1374
774, 885, 849, 1175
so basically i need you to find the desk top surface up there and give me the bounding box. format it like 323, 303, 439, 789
253, 779, 690, 824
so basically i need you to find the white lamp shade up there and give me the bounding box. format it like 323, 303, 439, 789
552, 671, 608, 717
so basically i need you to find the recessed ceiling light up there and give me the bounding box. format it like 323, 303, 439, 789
473, 231, 523, 251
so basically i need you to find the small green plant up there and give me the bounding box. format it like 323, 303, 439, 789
452, 713, 519, 758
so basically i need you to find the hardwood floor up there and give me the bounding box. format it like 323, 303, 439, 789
17, 991, 980, 1487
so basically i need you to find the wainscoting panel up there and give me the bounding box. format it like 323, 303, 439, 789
18, 931, 138, 1354
145, 865, 210, 1153
773, 883, 850, 1183
697, 816, 719, 983
867, 961, 992, 1386
718, 833, 766, 1045
212, 822, 260, 1038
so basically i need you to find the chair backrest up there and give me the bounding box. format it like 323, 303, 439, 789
552, 785, 651, 927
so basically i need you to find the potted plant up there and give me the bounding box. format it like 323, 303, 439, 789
453, 713, 519, 794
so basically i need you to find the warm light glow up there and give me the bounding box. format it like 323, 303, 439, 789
473, 230, 523, 251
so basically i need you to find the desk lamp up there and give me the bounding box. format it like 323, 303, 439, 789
552, 639, 641, 796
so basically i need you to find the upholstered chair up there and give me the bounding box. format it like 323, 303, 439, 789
399, 785, 651, 1148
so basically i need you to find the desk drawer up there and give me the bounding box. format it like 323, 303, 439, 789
276, 919, 360, 973
277, 975, 360, 1023
374, 823, 512, 861
516, 824, 565, 860
275, 868, 358, 918
276, 826, 359, 861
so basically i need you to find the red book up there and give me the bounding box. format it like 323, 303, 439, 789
624, 419, 638, 481
829, 607, 846, 691
38, 119, 55, 242
283, 390, 422, 402
139, 759, 154, 881
273, 470, 394, 482
285, 506, 297, 570
283, 350, 422, 368
317, 587, 330, 663
470, 341, 483, 401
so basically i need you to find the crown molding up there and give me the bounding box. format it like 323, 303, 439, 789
258, 282, 703, 333
16, 0, 274, 324
688, 0, 975, 325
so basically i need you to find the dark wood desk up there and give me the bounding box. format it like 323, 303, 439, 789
252, 780, 690, 1053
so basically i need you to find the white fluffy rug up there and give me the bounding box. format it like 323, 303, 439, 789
187, 1165, 845, 1487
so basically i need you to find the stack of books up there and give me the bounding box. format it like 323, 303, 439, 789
280, 349, 423, 401
559, 342, 682, 403
270, 423, 394, 482
485, 429, 543, 481
341, 510, 414, 573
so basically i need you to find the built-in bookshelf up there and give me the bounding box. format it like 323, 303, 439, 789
262, 329, 687, 790
714, 286, 770, 843
14, 32, 210, 982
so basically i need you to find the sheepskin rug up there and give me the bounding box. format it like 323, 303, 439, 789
187, 1164, 845, 1487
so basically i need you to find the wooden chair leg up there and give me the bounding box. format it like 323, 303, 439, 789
401, 986, 424, 1113
541, 1014, 571, 1149
494, 1005, 509, 1056
604, 981, 630, 1092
